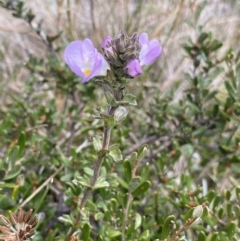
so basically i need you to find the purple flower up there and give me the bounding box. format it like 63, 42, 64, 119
64, 39, 110, 83
139, 33, 162, 66
126, 33, 162, 77
126, 59, 142, 77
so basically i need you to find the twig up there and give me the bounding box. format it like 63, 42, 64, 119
19, 165, 64, 208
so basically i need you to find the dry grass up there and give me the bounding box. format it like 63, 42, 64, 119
0, 0, 239, 91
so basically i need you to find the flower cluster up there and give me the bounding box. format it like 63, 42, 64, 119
64, 30, 162, 83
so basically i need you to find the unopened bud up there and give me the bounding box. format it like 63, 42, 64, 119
114, 106, 128, 124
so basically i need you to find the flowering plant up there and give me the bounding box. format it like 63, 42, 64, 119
63, 30, 162, 240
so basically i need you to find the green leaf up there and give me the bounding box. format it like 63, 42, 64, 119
210, 232, 218, 241
94, 177, 109, 189
83, 167, 94, 176
134, 213, 142, 230
60, 155, 72, 167
131, 181, 151, 197
227, 221, 236, 239
4, 166, 21, 181
225, 81, 235, 99
123, 160, 132, 182
129, 177, 141, 193
0, 170, 6, 181
106, 227, 121, 238
6, 146, 19, 170
209, 39, 223, 52
137, 146, 148, 162
0, 182, 17, 188
117, 177, 129, 189
34, 184, 51, 214
197, 32, 208, 44
183, 208, 194, 222
213, 195, 221, 211
109, 144, 122, 162
207, 190, 216, 203
73, 176, 91, 188
82, 223, 91, 241
235, 186, 240, 200
161, 215, 176, 239
58, 214, 74, 226
122, 93, 137, 106
86, 200, 97, 212
17, 131, 26, 157
197, 231, 206, 241
0, 195, 15, 209
139, 230, 149, 240
217, 207, 224, 219
94, 212, 104, 220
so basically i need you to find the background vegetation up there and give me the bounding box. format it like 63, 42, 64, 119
0, 0, 240, 240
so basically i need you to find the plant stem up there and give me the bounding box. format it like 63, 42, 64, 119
121, 159, 139, 241
65, 106, 115, 241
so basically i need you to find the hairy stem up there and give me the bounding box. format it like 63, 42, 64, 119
65, 106, 115, 241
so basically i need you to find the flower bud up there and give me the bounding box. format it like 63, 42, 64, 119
125, 59, 142, 77
114, 106, 128, 124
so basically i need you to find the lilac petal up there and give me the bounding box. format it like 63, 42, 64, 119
102, 36, 112, 49
139, 33, 149, 44
64, 40, 87, 78
126, 59, 142, 77
138, 32, 162, 66
64, 39, 110, 83
139, 39, 162, 66
83, 53, 109, 83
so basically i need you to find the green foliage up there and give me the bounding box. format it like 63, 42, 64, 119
0, 1, 240, 241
